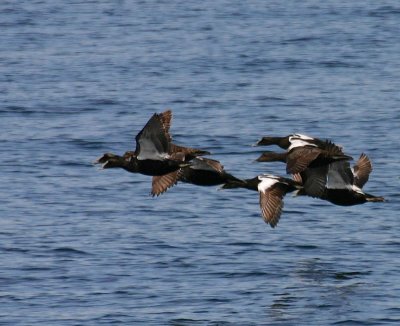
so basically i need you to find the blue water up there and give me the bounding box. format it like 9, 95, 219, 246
1, 1, 400, 325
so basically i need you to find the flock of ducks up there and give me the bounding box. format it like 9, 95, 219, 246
95, 110, 384, 228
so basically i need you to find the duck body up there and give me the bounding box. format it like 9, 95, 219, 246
321, 188, 384, 206
179, 157, 240, 186
128, 157, 185, 176
295, 154, 384, 205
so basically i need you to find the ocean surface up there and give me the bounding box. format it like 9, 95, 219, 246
1, 1, 400, 325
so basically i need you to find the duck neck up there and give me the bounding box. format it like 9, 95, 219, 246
242, 177, 260, 191
258, 136, 290, 149
257, 151, 287, 163
106, 155, 138, 172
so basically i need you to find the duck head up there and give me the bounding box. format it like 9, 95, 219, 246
255, 136, 291, 149
94, 152, 134, 169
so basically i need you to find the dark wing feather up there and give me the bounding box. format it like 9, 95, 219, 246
151, 170, 180, 196
300, 165, 329, 198
135, 113, 170, 159
259, 185, 285, 228
286, 147, 321, 174
353, 153, 372, 189
322, 140, 353, 162
292, 173, 303, 184
169, 151, 186, 161
321, 140, 346, 155
159, 110, 172, 143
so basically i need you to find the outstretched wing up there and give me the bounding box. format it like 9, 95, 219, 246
135, 113, 170, 160
159, 110, 172, 143
353, 153, 372, 189
151, 170, 181, 196
259, 185, 285, 228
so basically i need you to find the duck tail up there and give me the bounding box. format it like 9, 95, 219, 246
225, 173, 244, 184
365, 195, 385, 203
178, 162, 191, 168
292, 185, 307, 197
324, 140, 353, 161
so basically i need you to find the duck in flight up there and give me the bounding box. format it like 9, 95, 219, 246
255, 133, 331, 149
255, 133, 352, 174
152, 157, 242, 196
293, 153, 384, 205
95, 110, 209, 182
222, 175, 302, 228
95, 116, 385, 224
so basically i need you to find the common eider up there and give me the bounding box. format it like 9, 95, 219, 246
255, 133, 329, 149
255, 133, 352, 174
152, 157, 242, 196
294, 153, 384, 205
95, 110, 209, 183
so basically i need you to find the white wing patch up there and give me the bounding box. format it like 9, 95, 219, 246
351, 184, 364, 194
292, 133, 314, 140
288, 138, 317, 151
257, 175, 279, 193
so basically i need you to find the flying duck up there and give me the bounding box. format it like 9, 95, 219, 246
255, 133, 327, 149
294, 153, 384, 205
95, 110, 209, 181
222, 175, 302, 228
255, 134, 352, 174
151, 157, 242, 196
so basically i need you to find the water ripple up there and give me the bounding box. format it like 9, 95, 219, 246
1, 0, 399, 325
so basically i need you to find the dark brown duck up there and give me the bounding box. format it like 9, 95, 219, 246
151, 157, 242, 196
294, 153, 384, 205
95, 110, 209, 180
